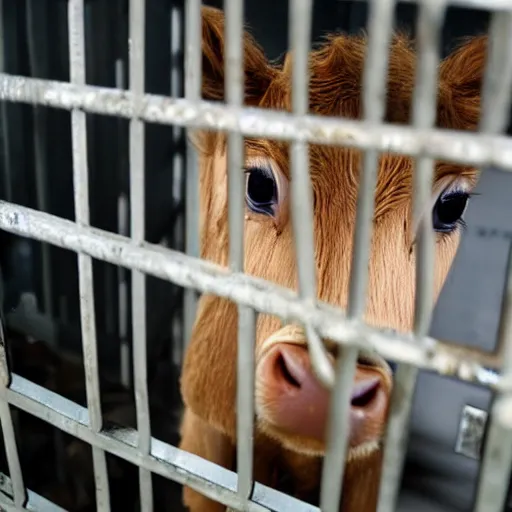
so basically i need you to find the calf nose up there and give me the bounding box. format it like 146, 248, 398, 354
260, 343, 389, 446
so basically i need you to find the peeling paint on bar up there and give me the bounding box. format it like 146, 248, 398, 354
1, 74, 512, 170
6, 374, 318, 512
0, 200, 504, 391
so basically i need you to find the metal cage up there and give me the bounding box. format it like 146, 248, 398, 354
0, 0, 512, 510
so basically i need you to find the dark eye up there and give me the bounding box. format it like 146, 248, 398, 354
245, 166, 278, 216
432, 190, 470, 233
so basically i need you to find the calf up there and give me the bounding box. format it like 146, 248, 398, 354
180, 6, 486, 511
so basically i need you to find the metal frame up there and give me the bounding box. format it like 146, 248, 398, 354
0, 0, 511, 510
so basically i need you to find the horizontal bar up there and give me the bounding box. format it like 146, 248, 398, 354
5, 374, 318, 512
0, 473, 67, 512
1, 74, 512, 171
345, 0, 512, 10
0, 200, 504, 384
0, 200, 504, 389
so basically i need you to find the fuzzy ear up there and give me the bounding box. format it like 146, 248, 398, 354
436, 35, 487, 131
200, 6, 278, 106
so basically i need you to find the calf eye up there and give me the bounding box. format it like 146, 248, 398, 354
432, 190, 470, 233
245, 166, 278, 217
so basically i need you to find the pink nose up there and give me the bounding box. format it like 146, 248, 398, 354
260, 344, 389, 446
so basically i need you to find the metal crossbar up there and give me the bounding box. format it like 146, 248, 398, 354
0, 0, 511, 511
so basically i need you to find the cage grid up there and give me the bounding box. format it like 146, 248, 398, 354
0, 0, 512, 511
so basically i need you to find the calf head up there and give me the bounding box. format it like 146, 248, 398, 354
181, 5, 486, 506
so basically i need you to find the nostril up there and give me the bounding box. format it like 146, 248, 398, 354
276, 352, 301, 388
351, 377, 380, 408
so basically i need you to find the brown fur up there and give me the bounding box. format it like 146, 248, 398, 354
180, 6, 487, 511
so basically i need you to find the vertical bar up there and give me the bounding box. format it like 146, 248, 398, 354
0, 314, 26, 508
472, 12, 512, 512
474, 246, 512, 512
0, 0, 13, 203
288, 0, 333, 389
320, 1, 396, 511
128, 0, 153, 510
115, 6, 130, 386
225, 0, 244, 271
236, 305, 256, 501
289, 0, 315, 300
26, 0, 54, 323
183, 0, 202, 351
224, 0, 256, 502
478, 12, 512, 135
377, 2, 446, 511
68, 1, 111, 510
171, 1, 186, 367
117, 193, 130, 388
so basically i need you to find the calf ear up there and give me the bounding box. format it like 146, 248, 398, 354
436, 35, 487, 131
200, 6, 277, 106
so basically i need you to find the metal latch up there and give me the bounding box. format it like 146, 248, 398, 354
455, 405, 488, 460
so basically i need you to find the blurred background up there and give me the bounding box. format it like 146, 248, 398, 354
0, 0, 511, 510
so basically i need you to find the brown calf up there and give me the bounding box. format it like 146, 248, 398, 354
180, 6, 486, 511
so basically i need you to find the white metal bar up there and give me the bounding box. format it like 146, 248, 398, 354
0, 471, 67, 512
225, 0, 244, 272
0, 315, 26, 509
288, 0, 334, 393
472, 11, 512, 512
378, 3, 447, 510
128, 0, 153, 510
474, 246, 512, 512
0, 0, 12, 202
0, 200, 505, 388
224, 0, 257, 503
289, 0, 315, 300
479, 12, 512, 135
68, 1, 111, 510
321, 1, 397, 510
183, 0, 202, 351
3, 75, 512, 171
346, 0, 512, 11
6, 374, 318, 512
236, 306, 256, 501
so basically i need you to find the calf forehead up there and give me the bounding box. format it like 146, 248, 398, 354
244, 137, 414, 220
309, 145, 414, 218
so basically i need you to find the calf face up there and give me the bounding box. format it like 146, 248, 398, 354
180, 6, 485, 509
